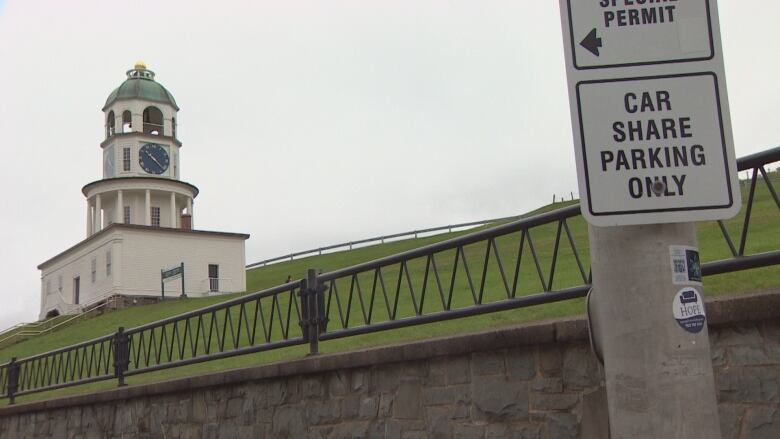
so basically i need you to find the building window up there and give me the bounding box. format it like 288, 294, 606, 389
58, 275, 63, 293
124, 206, 131, 224
143, 106, 164, 135
91, 258, 97, 283
46, 280, 52, 296
106, 250, 112, 276
106, 111, 115, 138
151, 206, 160, 227
208, 264, 219, 292
123, 147, 131, 171
122, 110, 132, 133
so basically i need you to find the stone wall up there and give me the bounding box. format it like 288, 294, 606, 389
0, 290, 778, 439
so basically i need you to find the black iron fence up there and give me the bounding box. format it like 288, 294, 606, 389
1, 146, 779, 404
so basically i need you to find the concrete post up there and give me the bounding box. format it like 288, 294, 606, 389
169, 192, 176, 228
588, 222, 721, 438
86, 198, 93, 237
95, 194, 102, 232
116, 190, 123, 223
145, 189, 151, 226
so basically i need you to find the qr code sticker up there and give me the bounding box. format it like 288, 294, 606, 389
670, 245, 702, 285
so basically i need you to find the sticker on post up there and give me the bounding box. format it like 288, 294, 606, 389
673, 288, 706, 333
670, 245, 702, 285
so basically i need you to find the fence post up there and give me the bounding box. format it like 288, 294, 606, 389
113, 327, 130, 387
305, 269, 320, 355
298, 277, 310, 350
7, 357, 19, 405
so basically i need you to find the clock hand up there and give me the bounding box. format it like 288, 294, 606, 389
149, 154, 164, 168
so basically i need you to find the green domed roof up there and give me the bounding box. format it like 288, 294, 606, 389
103, 64, 179, 111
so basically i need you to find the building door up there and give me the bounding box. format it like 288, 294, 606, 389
208, 264, 219, 292
73, 277, 80, 305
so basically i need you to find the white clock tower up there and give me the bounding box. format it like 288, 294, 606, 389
38, 63, 249, 319
87, 61, 196, 232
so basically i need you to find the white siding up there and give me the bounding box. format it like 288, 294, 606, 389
40, 227, 247, 319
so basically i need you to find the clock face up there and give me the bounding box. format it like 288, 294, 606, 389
139, 143, 170, 175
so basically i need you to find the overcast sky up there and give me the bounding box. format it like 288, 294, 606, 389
0, 1, 777, 329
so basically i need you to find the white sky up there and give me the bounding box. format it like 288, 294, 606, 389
0, 1, 777, 329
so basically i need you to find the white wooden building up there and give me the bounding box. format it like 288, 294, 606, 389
39, 62, 249, 319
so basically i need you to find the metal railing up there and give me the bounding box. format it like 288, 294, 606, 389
246, 213, 548, 269
1, 146, 778, 404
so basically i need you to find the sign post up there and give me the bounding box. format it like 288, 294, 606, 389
161, 263, 186, 299
559, 1, 740, 436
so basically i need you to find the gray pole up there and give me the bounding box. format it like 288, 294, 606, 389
588, 222, 721, 438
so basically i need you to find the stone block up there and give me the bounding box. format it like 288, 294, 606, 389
403, 362, 428, 378
378, 393, 394, 418
580, 387, 608, 439
761, 321, 780, 342
729, 345, 770, 366
425, 406, 467, 439
385, 418, 426, 439
422, 385, 470, 406
507, 348, 536, 381
447, 356, 471, 385
351, 369, 370, 393
427, 359, 447, 387
529, 377, 563, 393
744, 406, 780, 439
374, 365, 402, 393
538, 346, 562, 377
713, 322, 763, 347
394, 382, 422, 419
326, 421, 370, 439
308, 400, 341, 425
238, 424, 265, 439
711, 346, 727, 367
529, 392, 580, 411
261, 380, 285, 406
471, 375, 529, 422
359, 396, 379, 419
718, 367, 779, 403
562, 344, 600, 390
328, 371, 349, 397
342, 395, 360, 419
285, 377, 303, 404
226, 397, 244, 419
486, 423, 542, 439
272, 405, 307, 438
545, 413, 578, 439
719, 404, 745, 439
303, 377, 325, 399
472, 351, 505, 376
452, 423, 484, 439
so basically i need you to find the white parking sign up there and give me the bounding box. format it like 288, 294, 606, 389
560, 0, 741, 226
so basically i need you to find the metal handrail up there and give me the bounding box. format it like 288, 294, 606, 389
0, 146, 777, 404
245, 212, 553, 269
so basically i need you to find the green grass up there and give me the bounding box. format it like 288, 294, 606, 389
2, 178, 778, 405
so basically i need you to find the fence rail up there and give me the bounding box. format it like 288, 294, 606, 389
1, 146, 778, 404
246, 213, 543, 269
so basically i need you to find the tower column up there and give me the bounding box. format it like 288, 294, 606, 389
95, 194, 102, 233
169, 192, 176, 228
187, 197, 193, 229
86, 198, 93, 237
116, 190, 124, 224
145, 190, 151, 226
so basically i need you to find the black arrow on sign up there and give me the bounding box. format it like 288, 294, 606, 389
580, 28, 602, 56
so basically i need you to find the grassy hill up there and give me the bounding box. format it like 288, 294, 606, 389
1, 179, 778, 404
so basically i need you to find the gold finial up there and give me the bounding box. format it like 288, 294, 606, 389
134, 60, 147, 70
